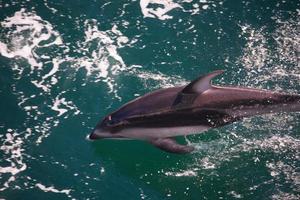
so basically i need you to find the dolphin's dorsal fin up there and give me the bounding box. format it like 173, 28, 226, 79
181, 70, 224, 94
172, 70, 224, 108
149, 138, 194, 154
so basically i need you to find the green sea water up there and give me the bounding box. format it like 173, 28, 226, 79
0, 0, 300, 199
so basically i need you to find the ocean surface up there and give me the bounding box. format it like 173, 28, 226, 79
0, 0, 299, 199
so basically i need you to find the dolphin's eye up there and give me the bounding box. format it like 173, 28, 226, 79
105, 116, 120, 126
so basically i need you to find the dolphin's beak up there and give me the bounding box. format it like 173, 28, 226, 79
89, 131, 100, 140
89, 128, 111, 140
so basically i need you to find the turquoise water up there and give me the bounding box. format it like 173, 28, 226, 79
0, 0, 299, 199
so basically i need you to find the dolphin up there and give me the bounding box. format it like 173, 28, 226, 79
89, 70, 300, 154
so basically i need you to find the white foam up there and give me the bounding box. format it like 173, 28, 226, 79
199, 157, 216, 169
271, 192, 300, 200
140, 0, 182, 20
202, 5, 209, 10
236, 15, 300, 90
81, 20, 128, 78
137, 0, 214, 17
266, 159, 300, 196
139, 188, 148, 200
228, 191, 243, 199
0, 129, 27, 191
31, 80, 50, 92
35, 117, 61, 145
198, 134, 300, 172
42, 58, 61, 80
0, 9, 66, 95
64, 19, 136, 98
239, 24, 269, 70
29, 54, 63, 93
51, 97, 68, 116
0, 10, 81, 150
165, 169, 197, 177
43, 0, 58, 14
128, 67, 187, 89
0, 8, 63, 70
100, 167, 105, 174
50, 94, 80, 118
35, 183, 72, 196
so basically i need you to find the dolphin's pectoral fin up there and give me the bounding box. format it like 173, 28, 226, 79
149, 138, 194, 154
172, 70, 224, 108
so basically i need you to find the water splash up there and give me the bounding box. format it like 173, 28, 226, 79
236, 14, 300, 91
